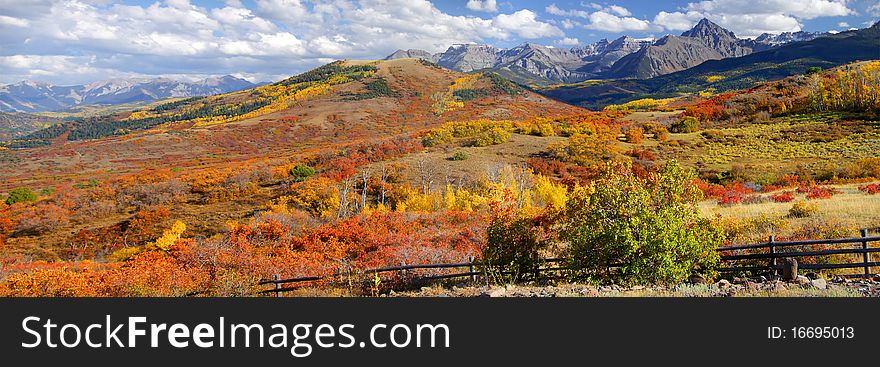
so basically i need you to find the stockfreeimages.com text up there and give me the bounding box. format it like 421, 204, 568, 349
21, 316, 450, 357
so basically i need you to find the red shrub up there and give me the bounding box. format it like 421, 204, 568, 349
769, 192, 795, 203
798, 186, 841, 200
716, 182, 754, 206
859, 183, 880, 194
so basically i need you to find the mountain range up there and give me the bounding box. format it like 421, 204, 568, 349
0, 75, 256, 113
386, 18, 830, 84
540, 22, 879, 109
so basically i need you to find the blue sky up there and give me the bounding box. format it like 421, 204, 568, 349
0, 0, 877, 85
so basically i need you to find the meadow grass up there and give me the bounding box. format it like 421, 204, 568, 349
699, 183, 880, 233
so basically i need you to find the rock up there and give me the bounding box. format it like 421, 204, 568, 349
732, 277, 745, 284
716, 279, 731, 288
481, 287, 507, 297
689, 274, 706, 284
773, 282, 788, 291
804, 272, 819, 280
782, 257, 798, 281
757, 276, 769, 283
810, 278, 827, 290
580, 287, 599, 297
795, 275, 810, 285
746, 281, 760, 291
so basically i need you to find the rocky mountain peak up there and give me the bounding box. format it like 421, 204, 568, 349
681, 18, 738, 41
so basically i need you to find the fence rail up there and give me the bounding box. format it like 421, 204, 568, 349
716, 229, 878, 278
259, 229, 877, 295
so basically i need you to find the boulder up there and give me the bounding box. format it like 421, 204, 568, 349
795, 275, 810, 285
810, 278, 827, 290
480, 287, 507, 297
688, 274, 706, 284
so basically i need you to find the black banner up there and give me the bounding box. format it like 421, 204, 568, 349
0, 298, 874, 365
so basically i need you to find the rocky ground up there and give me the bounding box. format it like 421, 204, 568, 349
392, 275, 880, 297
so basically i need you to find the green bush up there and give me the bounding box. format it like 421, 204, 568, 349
453, 88, 490, 101
450, 151, 468, 161
5, 187, 39, 205
670, 116, 700, 133
805, 67, 823, 75
560, 161, 723, 285
289, 164, 316, 182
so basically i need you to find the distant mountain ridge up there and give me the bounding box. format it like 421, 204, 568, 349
386, 18, 834, 84
539, 23, 879, 109
0, 75, 256, 113
386, 36, 652, 84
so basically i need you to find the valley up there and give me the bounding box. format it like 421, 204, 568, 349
0, 20, 877, 297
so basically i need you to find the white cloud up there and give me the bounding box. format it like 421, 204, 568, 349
869, 3, 880, 17
254, 0, 309, 23
838, 21, 849, 27
555, 37, 580, 46
493, 10, 564, 38
652, 0, 854, 37
607, 5, 631, 17
546, 3, 651, 32
466, 0, 497, 13
211, 6, 276, 33
0, 54, 140, 84
653, 11, 705, 31
545, 4, 590, 18
0, 0, 573, 84
584, 11, 652, 32
0, 15, 29, 27
686, 0, 853, 20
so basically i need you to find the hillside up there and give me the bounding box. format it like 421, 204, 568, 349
540, 23, 880, 109
0, 59, 582, 259
0, 112, 59, 142
2, 59, 581, 182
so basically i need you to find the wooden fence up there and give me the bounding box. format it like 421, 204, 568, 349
717, 229, 880, 277
259, 229, 879, 295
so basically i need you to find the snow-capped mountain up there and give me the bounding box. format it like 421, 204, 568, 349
385, 18, 834, 84
0, 75, 256, 113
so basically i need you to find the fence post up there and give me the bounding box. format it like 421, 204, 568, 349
862, 229, 870, 278
482, 261, 489, 286
273, 274, 280, 298
399, 261, 406, 279
769, 235, 777, 279
468, 256, 476, 283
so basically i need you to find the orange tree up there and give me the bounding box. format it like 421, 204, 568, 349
482, 189, 556, 283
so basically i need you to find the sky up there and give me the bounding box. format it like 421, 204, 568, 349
0, 0, 877, 85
